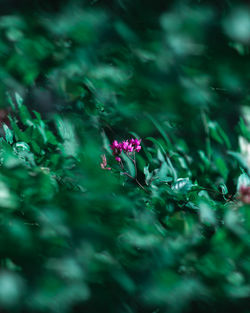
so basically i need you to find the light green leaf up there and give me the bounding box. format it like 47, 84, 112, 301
237, 173, 250, 191
3, 124, 13, 144
172, 178, 192, 194
199, 200, 216, 225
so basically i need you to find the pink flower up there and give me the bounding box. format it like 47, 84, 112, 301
239, 185, 250, 204
110, 138, 142, 162
127, 144, 134, 152
129, 138, 141, 152
134, 139, 141, 146
122, 140, 129, 151
110, 140, 122, 156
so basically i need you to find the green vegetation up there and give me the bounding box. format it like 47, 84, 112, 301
0, 1, 250, 312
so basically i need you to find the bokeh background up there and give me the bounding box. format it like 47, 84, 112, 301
0, 0, 249, 137
0, 1, 250, 313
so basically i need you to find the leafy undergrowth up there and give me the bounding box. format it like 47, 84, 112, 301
0, 94, 249, 313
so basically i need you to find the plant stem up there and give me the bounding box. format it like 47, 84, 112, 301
120, 159, 124, 170
121, 152, 149, 193
135, 178, 149, 193
121, 172, 149, 193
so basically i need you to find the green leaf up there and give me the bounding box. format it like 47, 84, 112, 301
122, 153, 135, 178
237, 173, 250, 191
208, 121, 231, 148
145, 137, 166, 155
172, 178, 192, 194
198, 150, 210, 168
144, 165, 153, 185
218, 183, 228, 200
146, 114, 172, 148
9, 117, 29, 142
238, 117, 250, 141
15, 92, 23, 108
215, 156, 229, 180
13, 141, 30, 152
199, 200, 216, 226
228, 151, 250, 174
56, 117, 78, 157
0, 181, 18, 209
3, 123, 13, 144
166, 156, 177, 181
218, 183, 228, 195
19, 105, 33, 126
7, 93, 16, 111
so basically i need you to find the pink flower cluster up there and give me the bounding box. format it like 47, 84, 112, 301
239, 185, 250, 204
110, 138, 142, 162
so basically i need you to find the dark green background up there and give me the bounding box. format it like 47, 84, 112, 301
0, 1, 250, 313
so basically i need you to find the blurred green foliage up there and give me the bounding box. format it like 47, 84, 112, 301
0, 0, 250, 312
